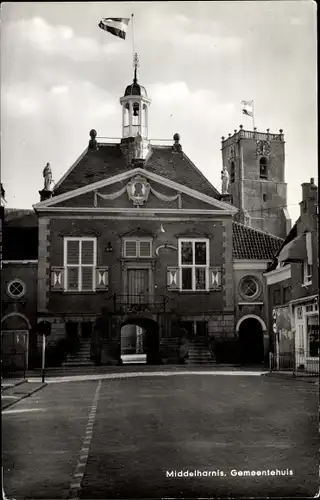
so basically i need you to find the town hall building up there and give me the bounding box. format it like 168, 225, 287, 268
2, 62, 285, 370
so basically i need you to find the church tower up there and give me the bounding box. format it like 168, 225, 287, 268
221, 126, 291, 238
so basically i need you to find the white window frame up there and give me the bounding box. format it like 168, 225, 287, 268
123, 238, 153, 258
303, 260, 312, 286
178, 238, 210, 291
63, 237, 97, 292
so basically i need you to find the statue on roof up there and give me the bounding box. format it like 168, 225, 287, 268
43, 162, 53, 191
221, 165, 229, 194
134, 131, 144, 159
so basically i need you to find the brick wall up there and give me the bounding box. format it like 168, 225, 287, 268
46, 216, 227, 317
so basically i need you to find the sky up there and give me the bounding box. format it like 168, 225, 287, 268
1, 1, 317, 224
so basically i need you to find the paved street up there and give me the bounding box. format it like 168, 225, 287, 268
2, 372, 319, 499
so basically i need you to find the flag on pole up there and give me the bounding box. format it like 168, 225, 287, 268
241, 100, 254, 117
98, 18, 130, 39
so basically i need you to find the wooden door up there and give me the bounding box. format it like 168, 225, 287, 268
127, 269, 149, 305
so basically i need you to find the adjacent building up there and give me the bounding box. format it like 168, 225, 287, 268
265, 178, 319, 373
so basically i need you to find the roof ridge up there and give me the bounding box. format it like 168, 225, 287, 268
232, 220, 284, 240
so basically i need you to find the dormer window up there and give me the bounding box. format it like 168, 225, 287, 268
230, 161, 235, 183
260, 157, 268, 179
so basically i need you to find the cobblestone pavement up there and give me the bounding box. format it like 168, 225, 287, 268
2, 373, 319, 499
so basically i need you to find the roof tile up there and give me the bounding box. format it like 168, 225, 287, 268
232, 221, 284, 260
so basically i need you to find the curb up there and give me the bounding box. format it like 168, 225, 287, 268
263, 372, 319, 384
2, 383, 47, 411
1, 379, 26, 392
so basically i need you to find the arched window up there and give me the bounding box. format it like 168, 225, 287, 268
230, 161, 235, 183
260, 157, 268, 179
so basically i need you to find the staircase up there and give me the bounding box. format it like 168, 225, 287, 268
186, 337, 215, 365
62, 338, 95, 367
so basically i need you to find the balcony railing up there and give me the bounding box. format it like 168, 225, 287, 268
222, 129, 284, 148
111, 294, 168, 314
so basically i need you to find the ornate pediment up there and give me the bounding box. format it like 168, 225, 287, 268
175, 229, 213, 239
58, 228, 101, 237
118, 227, 155, 238
94, 174, 182, 209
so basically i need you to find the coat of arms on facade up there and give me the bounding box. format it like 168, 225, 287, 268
127, 175, 150, 207
256, 140, 271, 156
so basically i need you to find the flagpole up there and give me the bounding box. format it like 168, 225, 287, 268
252, 100, 256, 130
131, 13, 136, 58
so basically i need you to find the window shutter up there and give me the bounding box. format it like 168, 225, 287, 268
139, 241, 152, 257
124, 240, 137, 257
96, 267, 109, 291
51, 267, 64, 291
167, 266, 180, 290
209, 267, 222, 290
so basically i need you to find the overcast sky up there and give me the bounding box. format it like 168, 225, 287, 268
1, 1, 317, 224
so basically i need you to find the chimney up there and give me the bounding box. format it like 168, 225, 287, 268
300, 178, 318, 216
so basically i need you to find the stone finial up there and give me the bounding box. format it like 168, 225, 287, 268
228, 133, 231, 137
266, 128, 270, 133
279, 129, 283, 133
88, 129, 98, 151
239, 124, 243, 129
310, 178, 315, 185
172, 133, 182, 153
221, 136, 225, 141
234, 129, 237, 134
254, 127, 257, 131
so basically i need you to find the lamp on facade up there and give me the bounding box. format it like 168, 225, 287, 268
105, 242, 113, 252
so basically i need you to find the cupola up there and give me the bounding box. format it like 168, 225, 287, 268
120, 53, 151, 139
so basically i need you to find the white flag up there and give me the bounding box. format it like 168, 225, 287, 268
241, 100, 253, 117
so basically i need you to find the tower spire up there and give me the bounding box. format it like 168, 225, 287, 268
133, 52, 139, 84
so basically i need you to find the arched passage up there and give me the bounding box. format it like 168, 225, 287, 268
236, 315, 266, 365
120, 317, 160, 365
1, 313, 30, 371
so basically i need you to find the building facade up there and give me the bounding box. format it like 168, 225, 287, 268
2, 68, 285, 370
265, 178, 319, 373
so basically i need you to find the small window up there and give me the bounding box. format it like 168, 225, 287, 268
230, 161, 235, 183
124, 239, 152, 258
303, 260, 312, 285
263, 193, 267, 202
273, 289, 281, 305
283, 286, 291, 303
7, 279, 26, 299
240, 276, 260, 300
260, 157, 268, 179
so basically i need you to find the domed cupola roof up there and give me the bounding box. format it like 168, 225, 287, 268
124, 81, 147, 97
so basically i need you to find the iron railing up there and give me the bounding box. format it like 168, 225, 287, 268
269, 350, 319, 377
112, 294, 168, 314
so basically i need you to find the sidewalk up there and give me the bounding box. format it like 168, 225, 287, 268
265, 371, 319, 384
26, 363, 264, 378
1, 381, 47, 411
